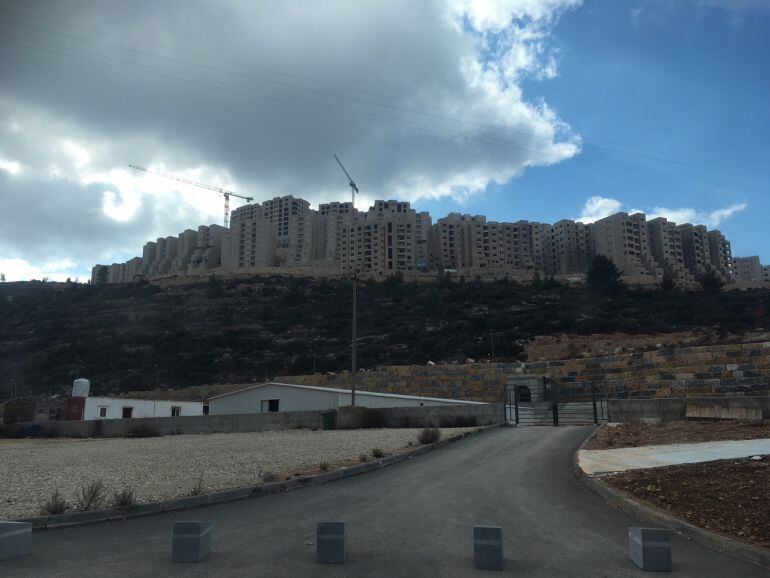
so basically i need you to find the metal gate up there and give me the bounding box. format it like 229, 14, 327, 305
505, 381, 609, 426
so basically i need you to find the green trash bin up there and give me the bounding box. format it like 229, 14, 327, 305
322, 411, 336, 430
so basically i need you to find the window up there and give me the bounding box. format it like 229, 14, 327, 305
261, 399, 280, 413
99, 407, 108, 418
171, 406, 181, 417
122, 407, 133, 419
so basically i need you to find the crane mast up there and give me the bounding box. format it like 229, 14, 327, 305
128, 164, 254, 227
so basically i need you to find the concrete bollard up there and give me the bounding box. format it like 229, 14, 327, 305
172, 521, 214, 563
628, 527, 672, 572
473, 526, 503, 571
0, 521, 32, 561
317, 522, 345, 564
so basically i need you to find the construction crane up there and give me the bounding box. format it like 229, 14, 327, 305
128, 164, 254, 228
333, 154, 359, 407
334, 154, 359, 202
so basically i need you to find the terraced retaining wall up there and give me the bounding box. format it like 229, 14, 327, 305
283, 342, 770, 402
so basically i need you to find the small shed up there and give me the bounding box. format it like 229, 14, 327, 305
208, 382, 486, 415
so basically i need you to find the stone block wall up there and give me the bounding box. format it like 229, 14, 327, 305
282, 342, 770, 401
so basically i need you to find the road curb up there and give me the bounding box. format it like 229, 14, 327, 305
21, 422, 505, 531
572, 426, 770, 570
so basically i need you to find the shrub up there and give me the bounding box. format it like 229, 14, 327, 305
112, 486, 136, 507
319, 461, 330, 472
417, 427, 441, 445
40, 491, 68, 515
261, 471, 278, 483
74, 479, 106, 511
371, 448, 385, 459
358, 453, 368, 462
129, 423, 161, 438
188, 475, 204, 496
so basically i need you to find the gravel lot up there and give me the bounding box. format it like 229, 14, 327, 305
0, 428, 472, 519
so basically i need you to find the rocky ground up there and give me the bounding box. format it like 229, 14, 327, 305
0, 427, 471, 519
604, 456, 770, 549
586, 420, 770, 450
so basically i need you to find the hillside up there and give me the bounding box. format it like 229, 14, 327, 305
0, 275, 768, 397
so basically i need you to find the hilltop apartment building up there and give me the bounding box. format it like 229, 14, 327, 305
94, 194, 752, 288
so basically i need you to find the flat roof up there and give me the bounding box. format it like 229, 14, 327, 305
207, 381, 486, 404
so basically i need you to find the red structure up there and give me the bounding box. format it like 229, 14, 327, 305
66, 396, 85, 420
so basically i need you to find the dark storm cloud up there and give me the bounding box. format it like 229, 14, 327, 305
0, 0, 580, 278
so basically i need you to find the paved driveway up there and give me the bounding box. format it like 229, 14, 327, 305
4, 426, 765, 576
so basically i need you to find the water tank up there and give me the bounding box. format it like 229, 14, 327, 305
72, 378, 90, 397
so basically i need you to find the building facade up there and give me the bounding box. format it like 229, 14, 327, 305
95, 195, 745, 288
208, 382, 487, 415
732, 256, 763, 283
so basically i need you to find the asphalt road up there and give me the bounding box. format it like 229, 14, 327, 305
4, 426, 765, 577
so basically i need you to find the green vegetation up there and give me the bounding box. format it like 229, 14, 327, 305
0, 276, 768, 396
587, 255, 624, 295
699, 266, 725, 294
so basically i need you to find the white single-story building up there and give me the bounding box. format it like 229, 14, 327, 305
67, 396, 204, 420
208, 382, 487, 415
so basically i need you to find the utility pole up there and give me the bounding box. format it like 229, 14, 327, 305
312, 349, 316, 375
490, 330, 495, 361
334, 155, 359, 406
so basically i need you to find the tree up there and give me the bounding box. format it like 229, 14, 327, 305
660, 272, 676, 292
587, 255, 624, 294
699, 266, 724, 293
0, 272, 5, 282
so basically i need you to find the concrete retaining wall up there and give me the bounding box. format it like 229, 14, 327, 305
5, 410, 327, 438
3, 403, 499, 438
337, 403, 502, 429
608, 396, 770, 423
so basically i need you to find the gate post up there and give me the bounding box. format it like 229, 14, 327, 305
592, 385, 598, 425
513, 387, 520, 426
502, 386, 508, 424
551, 379, 559, 426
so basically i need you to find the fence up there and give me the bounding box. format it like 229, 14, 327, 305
1, 403, 502, 438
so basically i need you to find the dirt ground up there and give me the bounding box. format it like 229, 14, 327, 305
604, 456, 770, 549
586, 420, 770, 450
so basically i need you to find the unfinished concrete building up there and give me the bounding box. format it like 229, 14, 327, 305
678, 224, 712, 279
647, 217, 694, 286
732, 256, 763, 282
707, 230, 732, 281
592, 212, 661, 283
543, 219, 590, 276
95, 195, 741, 287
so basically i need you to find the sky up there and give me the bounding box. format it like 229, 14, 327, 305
0, 0, 768, 281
